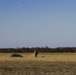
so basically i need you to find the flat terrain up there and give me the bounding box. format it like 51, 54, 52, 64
0, 53, 76, 75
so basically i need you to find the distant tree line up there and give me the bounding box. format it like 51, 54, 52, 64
0, 47, 76, 53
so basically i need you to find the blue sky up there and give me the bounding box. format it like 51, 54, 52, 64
0, 0, 76, 48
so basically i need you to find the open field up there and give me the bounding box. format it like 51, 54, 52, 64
0, 53, 76, 75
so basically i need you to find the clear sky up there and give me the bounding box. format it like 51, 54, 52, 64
0, 0, 76, 48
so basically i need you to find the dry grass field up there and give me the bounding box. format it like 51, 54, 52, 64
0, 53, 76, 75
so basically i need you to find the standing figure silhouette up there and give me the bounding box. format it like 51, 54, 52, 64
35, 50, 38, 57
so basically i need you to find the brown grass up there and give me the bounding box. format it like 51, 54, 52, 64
0, 53, 76, 75
0, 53, 76, 61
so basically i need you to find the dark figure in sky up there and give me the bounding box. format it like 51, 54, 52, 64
22, 1, 24, 3
35, 50, 38, 57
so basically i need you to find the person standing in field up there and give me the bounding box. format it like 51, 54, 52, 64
35, 50, 38, 57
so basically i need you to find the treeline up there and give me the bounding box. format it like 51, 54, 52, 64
0, 47, 76, 53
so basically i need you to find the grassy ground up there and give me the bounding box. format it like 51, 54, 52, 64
0, 53, 76, 75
